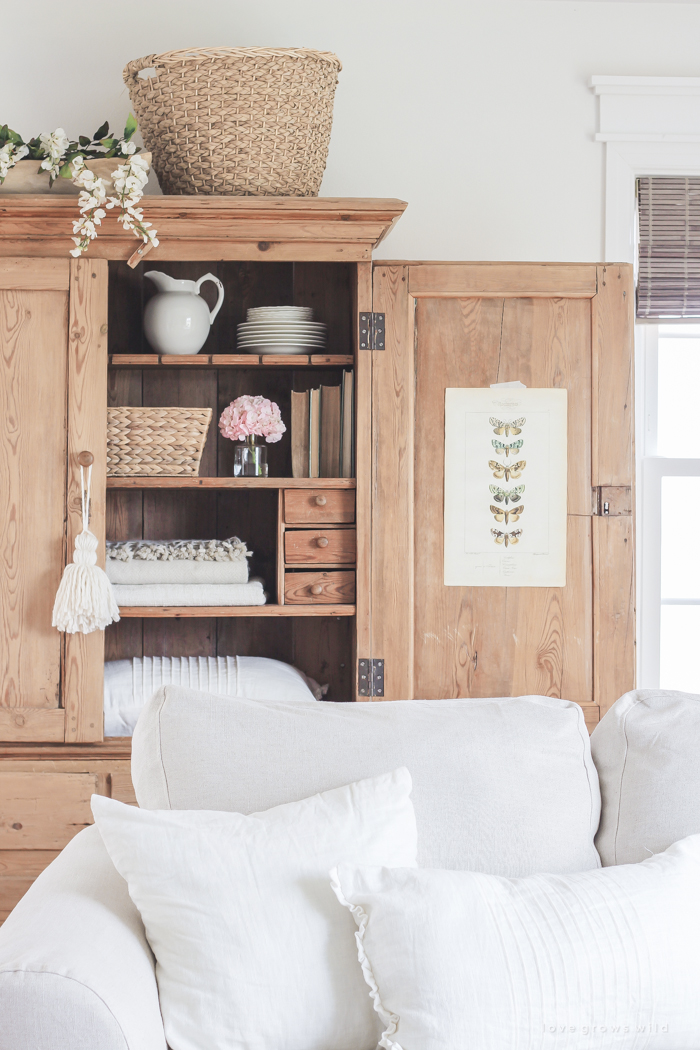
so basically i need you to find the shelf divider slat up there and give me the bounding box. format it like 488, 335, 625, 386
117, 604, 355, 618
107, 477, 356, 489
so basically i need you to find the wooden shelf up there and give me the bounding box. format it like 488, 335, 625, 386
117, 604, 355, 618
107, 476, 356, 489
109, 354, 354, 368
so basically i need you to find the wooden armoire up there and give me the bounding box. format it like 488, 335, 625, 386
0, 196, 634, 918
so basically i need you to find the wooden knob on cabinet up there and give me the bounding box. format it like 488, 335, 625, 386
316, 536, 329, 548
77, 451, 94, 467
314, 495, 327, 506
310, 584, 324, 595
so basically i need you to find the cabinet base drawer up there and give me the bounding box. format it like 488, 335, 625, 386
285, 571, 356, 605
284, 489, 355, 524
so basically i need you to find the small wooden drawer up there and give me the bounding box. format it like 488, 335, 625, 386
285, 571, 356, 604
0, 772, 96, 850
285, 529, 356, 565
284, 489, 355, 524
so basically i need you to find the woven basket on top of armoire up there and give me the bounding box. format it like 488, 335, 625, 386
123, 47, 342, 197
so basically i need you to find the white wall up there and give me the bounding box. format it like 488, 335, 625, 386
5, 0, 700, 260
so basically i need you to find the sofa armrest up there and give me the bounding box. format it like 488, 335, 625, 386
0, 824, 166, 1050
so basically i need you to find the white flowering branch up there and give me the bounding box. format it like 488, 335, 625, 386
69, 150, 159, 258
69, 158, 108, 257
0, 140, 29, 181
105, 152, 159, 253
0, 117, 158, 259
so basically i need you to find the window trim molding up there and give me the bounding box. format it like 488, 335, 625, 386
592, 75, 700, 686
591, 76, 700, 262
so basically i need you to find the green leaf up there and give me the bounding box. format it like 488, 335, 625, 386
100, 137, 117, 150
93, 121, 109, 141
6, 127, 24, 146
78, 136, 91, 148
123, 112, 138, 140
58, 161, 74, 179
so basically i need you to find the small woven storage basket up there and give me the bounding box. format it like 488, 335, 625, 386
123, 47, 342, 196
107, 407, 212, 476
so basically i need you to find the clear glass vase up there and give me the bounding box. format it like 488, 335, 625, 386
233, 435, 268, 477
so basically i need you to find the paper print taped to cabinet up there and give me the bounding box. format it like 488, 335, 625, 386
444, 388, 567, 587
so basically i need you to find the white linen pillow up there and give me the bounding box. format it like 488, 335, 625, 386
333, 834, 700, 1050
91, 768, 416, 1050
104, 655, 326, 736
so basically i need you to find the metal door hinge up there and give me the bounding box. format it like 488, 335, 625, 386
358, 658, 385, 697
592, 486, 633, 516
359, 312, 385, 350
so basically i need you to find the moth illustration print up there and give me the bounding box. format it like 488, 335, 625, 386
490, 416, 525, 436
492, 439, 524, 458
490, 504, 524, 525
489, 484, 524, 505
489, 459, 526, 481
491, 528, 523, 548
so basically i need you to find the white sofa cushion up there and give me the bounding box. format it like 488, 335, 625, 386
132, 687, 601, 875
592, 688, 700, 866
333, 834, 700, 1050
92, 768, 417, 1050
0, 825, 166, 1050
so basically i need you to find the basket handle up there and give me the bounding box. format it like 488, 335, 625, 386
196, 273, 225, 326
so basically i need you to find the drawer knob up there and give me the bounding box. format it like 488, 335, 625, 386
316, 536, 329, 548
311, 583, 324, 595
314, 495, 327, 506
12, 823, 22, 830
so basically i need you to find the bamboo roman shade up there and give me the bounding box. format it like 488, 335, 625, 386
637, 177, 700, 320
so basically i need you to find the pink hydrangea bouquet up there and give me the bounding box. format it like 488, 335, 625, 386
219, 395, 286, 443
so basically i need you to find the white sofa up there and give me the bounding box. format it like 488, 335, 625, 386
0, 686, 695, 1050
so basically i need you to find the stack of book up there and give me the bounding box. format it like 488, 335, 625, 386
291, 371, 354, 478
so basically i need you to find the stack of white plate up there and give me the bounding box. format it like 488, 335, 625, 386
237, 306, 326, 355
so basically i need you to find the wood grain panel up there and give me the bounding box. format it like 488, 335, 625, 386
293, 262, 353, 355
63, 259, 108, 743
408, 263, 597, 298
0, 258, 69, 291
0, 771, 95, 848
411, 292, 593, 702
592, 265, 634, 487
0, 849, 60, 920
110, 770, 137, 805
354, 262, 373, 699
593, 515, 635, 715
292, 615, 353, 703
0, 276, 68, 730
284, 529, 356, 565
498, 296, 592, 515
285, 571, 355, 604
0, 709, 65, 742
284, 489, 355, 524
370, 267, 414, 700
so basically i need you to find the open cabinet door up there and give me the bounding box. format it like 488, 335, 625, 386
0, 258, 107, 742
369, 263, 634, 727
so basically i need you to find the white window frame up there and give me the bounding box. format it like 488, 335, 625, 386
592, 75, 700, 685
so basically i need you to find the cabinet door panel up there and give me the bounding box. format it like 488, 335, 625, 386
0, 264, 69, 729
371, 262, 633, 719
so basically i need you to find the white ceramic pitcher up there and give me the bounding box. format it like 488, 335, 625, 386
143, 271, 225, 355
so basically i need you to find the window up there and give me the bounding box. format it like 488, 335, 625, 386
639, 324, 700, 691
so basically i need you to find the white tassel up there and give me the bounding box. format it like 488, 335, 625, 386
52, 465, 120, 634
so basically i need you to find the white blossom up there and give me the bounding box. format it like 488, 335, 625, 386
0, 141, 29, 182
119, 139, 136, 155
39, 128, 70, 179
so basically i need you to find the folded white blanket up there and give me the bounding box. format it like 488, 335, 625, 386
107, 537, 249, 563
113, 581, 266, 607
104, 656, 328, 736
106, 560, 249, 584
